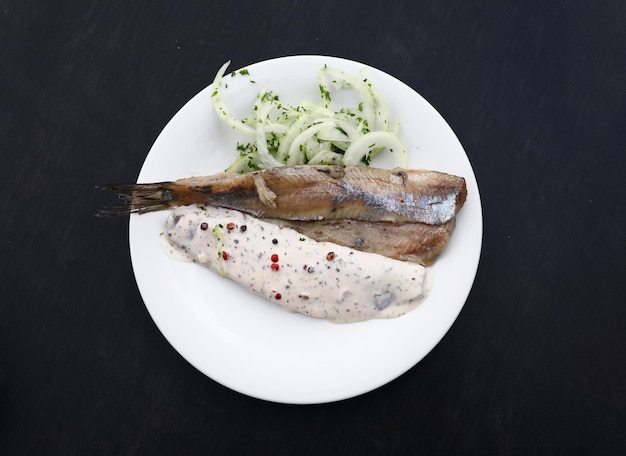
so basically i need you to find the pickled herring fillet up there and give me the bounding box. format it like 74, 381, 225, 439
267, 218, 455, 266
98, 165, 467, 225
163, 205, 431, 323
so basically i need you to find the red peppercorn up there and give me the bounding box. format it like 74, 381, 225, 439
200, 222, 208, 230
274, 293, 282, 300
271, 253, 279, 262
270, 263, 280, 271
222, 251, 229, 260
226, 222, 235, 231
326, 251, 336, 261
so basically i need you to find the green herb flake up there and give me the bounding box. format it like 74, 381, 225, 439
319, 84, 331, 103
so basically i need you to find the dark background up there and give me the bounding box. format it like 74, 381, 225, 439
2, 1, 625, 454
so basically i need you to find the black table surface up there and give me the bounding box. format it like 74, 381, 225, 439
2, 1, 625, 454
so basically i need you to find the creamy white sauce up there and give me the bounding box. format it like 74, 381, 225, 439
162, 205, 431, 323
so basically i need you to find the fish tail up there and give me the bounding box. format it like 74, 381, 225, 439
96, 182, 178, 216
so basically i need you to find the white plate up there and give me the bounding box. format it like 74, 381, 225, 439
129, 55, 482, 404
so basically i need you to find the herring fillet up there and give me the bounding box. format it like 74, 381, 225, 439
98, 165, 467, 225
268, 218, 456, 266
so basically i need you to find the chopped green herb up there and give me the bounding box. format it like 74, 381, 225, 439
319, 84, 332, 103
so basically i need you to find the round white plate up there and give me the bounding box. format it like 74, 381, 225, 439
129, 55, 482, 404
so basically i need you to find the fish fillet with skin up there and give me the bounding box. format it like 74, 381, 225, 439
98, 165, 467, 264
268, 218, 456, 266
99, 165, 466, 224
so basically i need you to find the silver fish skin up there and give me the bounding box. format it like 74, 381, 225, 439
98, 165, 467, 225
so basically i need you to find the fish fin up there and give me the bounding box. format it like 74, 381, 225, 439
95, 182, 175, 216
252, 174, 277, 207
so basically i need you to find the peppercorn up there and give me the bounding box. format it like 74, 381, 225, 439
270, 263, 280, 271
200, 222, 208, 230
271, 253, 279, 262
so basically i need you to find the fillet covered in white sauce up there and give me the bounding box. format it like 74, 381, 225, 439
163, 205, 431, 323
